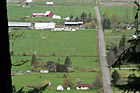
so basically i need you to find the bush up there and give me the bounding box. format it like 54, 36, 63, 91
92, 75, 103, 88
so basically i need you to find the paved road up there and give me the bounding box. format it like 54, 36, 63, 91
94, 6, 112, 93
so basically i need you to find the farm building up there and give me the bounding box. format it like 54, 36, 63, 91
76, 84, 91, 90
64, 22, 83, 26
44, 11, 54, 17
8, 22, 31, 27
26, 0, 32, 3
31, 13, 45, 17
52, 15, 61, 19
40, 70, 49, 73
46, 2, 54, 6
57, 85, 64, 91
35, 22, 55, 29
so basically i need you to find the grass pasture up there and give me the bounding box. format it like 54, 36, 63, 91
7, 2, 95, 22
34, 0, 94, 6
12, 72, 100, 93
10, 30, 97, 56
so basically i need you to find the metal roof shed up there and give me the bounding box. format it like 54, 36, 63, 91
8, 22, 32, 27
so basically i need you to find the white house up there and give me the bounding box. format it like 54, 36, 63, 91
57, 85, 64, 91
76, 84, 91, 90
52, 15, 61, 19
26, 0, 32, 3
46, 2, 54, 6
40, 70, 49, 73
35, 22, 55, 29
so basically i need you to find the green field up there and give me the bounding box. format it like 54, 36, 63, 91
11, 29, 101, 92
12, 72, 101, 93
7, 2, 95, 22
10, 30, 97, 56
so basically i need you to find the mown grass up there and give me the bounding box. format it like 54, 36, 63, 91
10, 30, 97, 56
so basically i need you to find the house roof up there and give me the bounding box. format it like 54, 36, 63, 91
40, 70, 48, 71
8, 22, 31, 27
44, 11, 51, 15
26, 0, 32, 3
32, 13, 44, 15
76, 84, 91, 87
46, 2, 53, 4
65, 22, 83, 25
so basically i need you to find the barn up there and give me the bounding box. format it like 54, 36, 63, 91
31, 13, 45, 17
44, 11, 54, 17
46, 2, 54, 6
76, 84, 91, 90
8, 22, 31, 27
64, 22, 83, 26
35, 22, 55, 29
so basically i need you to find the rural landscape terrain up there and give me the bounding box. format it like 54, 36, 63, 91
7, 0, 140, 92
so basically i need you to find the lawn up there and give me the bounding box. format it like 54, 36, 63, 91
10, 30, 97, 56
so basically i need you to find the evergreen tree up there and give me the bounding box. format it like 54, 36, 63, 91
89, 12, 91, 18
112, 70, 120, 85
119, 34, 126, 52
64, 56, 72, 66
70, 15, 73, 21
128, 73, 136, 84
31, 53, 37, 67
75, 17, 79, 22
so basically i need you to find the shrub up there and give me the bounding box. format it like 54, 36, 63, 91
92, 75, 103, 88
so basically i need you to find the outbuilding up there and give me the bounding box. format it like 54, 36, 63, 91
76, 84, 91, 90
40, 70, 49, 73
31, 13, 45, 17
64, 22, 83, 26
35, 22, 55, 29
46, 2, 54, 6
8, 22, 31, 27
57, 85, 64, 91
44, 11, 54, 17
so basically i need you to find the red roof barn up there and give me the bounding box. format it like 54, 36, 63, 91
76, 84, 91, 90
31, 13, 45, 17
44, 11, 54, 17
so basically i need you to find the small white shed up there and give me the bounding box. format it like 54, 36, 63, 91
40, 70, 49, 73
52, 15, 61, 19
46, 2, 54, 6
57, 85, 64, 91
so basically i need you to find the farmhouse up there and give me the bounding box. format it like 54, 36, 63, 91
44, 11, 54, 17
64, 22, 83, 26
76, 84, 91, 90
46, 2, 54, 6
35, 22, 55, 29
8, 22, 31, 27
40, 70, 49, 73
31, 13, 45, 17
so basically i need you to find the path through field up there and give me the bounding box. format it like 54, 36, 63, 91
94, 6, 112, 93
